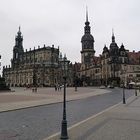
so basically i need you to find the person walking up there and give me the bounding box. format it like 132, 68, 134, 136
55, 85, 57, 91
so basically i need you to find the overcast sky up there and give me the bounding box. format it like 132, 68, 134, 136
0, 0, 140, 73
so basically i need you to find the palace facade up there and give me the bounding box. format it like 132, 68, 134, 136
3, 11, 140, 87
76, 11, 140, 87
3, 27, 73, 87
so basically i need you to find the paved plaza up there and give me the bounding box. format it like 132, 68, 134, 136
46, 90, 140, 140
0, 87, 110, 112
0, 87, 140, 140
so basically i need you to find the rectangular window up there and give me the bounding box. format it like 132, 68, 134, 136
136, 74, 140, 77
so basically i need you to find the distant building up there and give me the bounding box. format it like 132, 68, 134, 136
3, 12, 140, 87
101, 35, 129, 86
3, 27, 72, 87
77, 9, 101, 86
127, 51, 140, 84
76, 10, 140, 87
81, 10, 95, 65
101, 34, 140, 86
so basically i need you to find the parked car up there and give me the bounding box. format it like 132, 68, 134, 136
108, 85, 114, 88
99, 85, 106, 89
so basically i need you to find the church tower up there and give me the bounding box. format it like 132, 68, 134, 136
109, 30, 119, 55
81, 8, 95, 64
12, 27, 24, 67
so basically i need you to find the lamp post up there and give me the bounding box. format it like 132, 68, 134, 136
0, 55, 1, 77
33, 47, 37, 90
51, 46, 54, 86
123, 80, 126, 104
42, 63, 45, 87
122, 65, 127, 104
106, 64, 108, 87
74, 76, 78, 91
135, 79, 137, 96
60, 55, 69, 139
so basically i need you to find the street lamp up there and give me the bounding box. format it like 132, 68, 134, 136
42, 63, 45, 87
74, 76, 78, 91
122, 80, 126, 104
0, 55, 1, 77
33, 47, 37, 91
135, 79, 137, 96
122, 65, 127, 104
51, 46, 54, 86
60, 54, 69, 139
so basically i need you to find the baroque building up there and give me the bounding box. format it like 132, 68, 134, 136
78, 10, 101, 86
3, 27, 72, 87
101, 33, 140, 87
101, 33, 129, 86
2, 12, 140, 88
81, 10, 95, 65
77, 10, 140, 87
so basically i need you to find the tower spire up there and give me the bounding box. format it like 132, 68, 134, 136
15, 26, 23, 48
81, 8, 95, 64
85, 6, 90, 26
19, 26, 21, 32
17, 26, 21, 36
112, 28, 114, 36
86, 6, 88, 22
112, 28, 115, 43
84, 6, 90, 34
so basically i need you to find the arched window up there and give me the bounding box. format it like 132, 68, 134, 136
16, 53, 18, 59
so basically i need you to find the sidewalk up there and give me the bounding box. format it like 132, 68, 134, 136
46, 94, 140, 140
0, 87, 110, 112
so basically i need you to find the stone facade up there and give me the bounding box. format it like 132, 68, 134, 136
77, 11, 140, 87
3, 27, 72, 87
101, 36, 140, 87
77, 10, 101, 86
2, 13, 140, 88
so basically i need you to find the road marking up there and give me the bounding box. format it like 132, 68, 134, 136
45, 101, 122, 140
68, 102, 122, 130
45, 132, 60, 140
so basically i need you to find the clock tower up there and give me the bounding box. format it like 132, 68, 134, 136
81, 9, 95, 64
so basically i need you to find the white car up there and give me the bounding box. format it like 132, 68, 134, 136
99, 85, 106, 89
